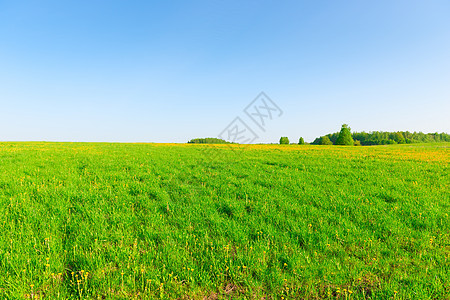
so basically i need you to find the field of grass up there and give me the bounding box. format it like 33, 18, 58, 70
0, 142, 449, 299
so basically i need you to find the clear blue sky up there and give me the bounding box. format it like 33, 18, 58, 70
1, 0, 449, 143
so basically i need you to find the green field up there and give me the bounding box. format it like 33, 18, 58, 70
0, 142, 449, 299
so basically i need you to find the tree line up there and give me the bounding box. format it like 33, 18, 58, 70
188, 125, 450, 146
310, 125, 450, 145
187, 138, 231, 144
280, 124, 355, 145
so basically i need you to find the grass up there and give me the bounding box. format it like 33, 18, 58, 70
0, 142, 449, 299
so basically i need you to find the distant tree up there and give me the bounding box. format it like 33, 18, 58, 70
279, 137, 290, 144
393, 132, 406, 144
354, 140, 361, 146
320, 136, 333, 145
328, 132, 339, 144
433, 132, 440, 142
298, 137, 305, 145
314, 129, 450, 146
311, 137, 321, 145
188, 138, 230, 144
352, 132, 369, 144
335, 124, 354, 145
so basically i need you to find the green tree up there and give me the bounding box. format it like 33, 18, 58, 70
335, 124, 354, 145
279, 137, 290, 144
298, 137, 305, 145
188, 138, 230, 144
394, 132, 406, 144
313, 129, 450, 146
320, 136, 333, 145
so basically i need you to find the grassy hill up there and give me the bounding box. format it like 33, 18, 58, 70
0, 142, 448, 299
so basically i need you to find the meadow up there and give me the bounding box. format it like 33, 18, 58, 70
0, 142, 448, 299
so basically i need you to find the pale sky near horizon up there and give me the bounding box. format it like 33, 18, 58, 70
1, 1, 449, 143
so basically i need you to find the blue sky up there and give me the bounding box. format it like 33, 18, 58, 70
1, 0, 449, 143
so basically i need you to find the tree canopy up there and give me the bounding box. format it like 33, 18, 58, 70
335, 124, 354, 145
188, 138, 231, 144
279, 137, 290, 144
311, 125, 450, 146
319, 136, 333, 145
